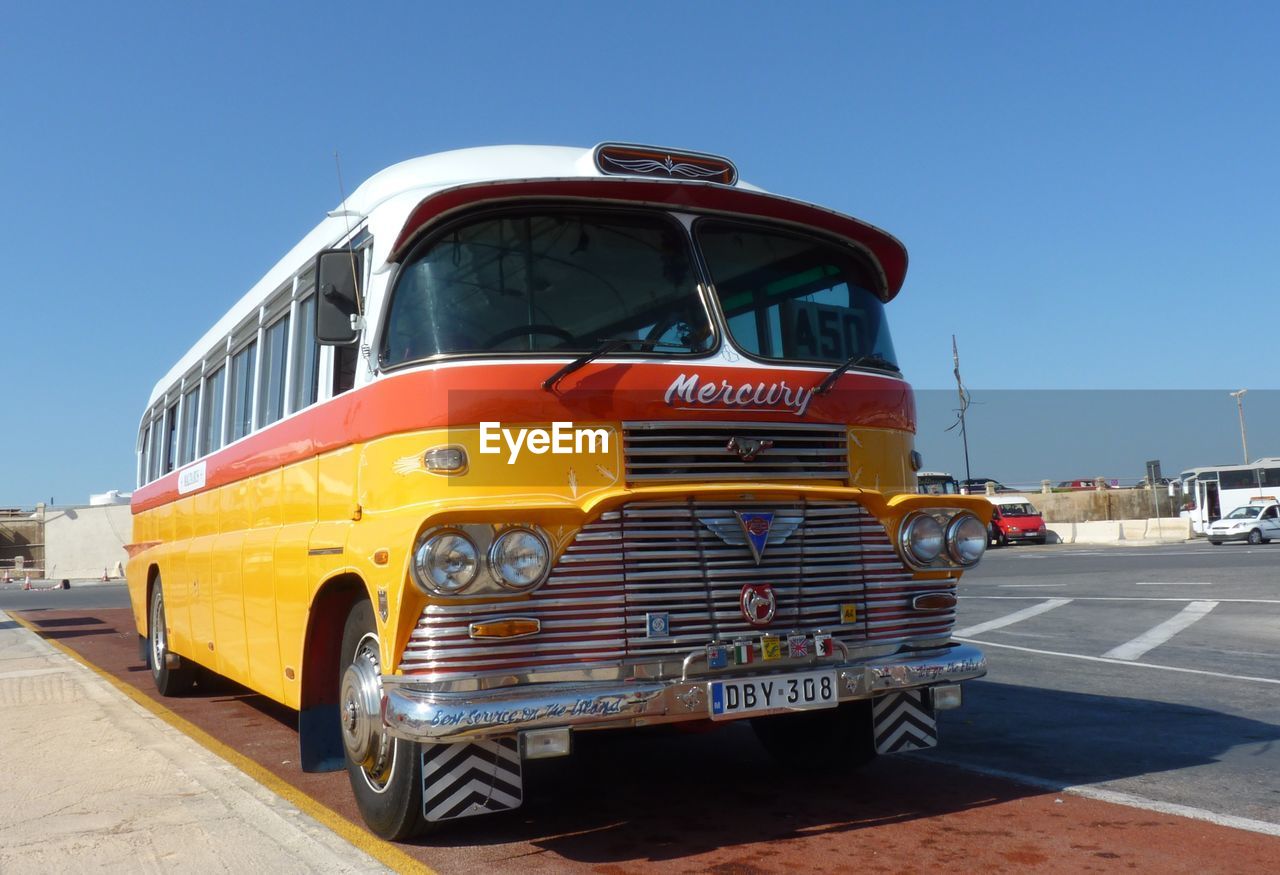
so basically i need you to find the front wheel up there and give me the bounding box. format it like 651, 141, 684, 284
148, 577, 197, 696
340, 600, 427, 840
1248, 529, 1263, 545
751, 701, 876, 773
1209, 540, 1223, 546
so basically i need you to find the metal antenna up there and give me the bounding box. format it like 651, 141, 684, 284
333, 151, 362, 317
946, 334, 972, 485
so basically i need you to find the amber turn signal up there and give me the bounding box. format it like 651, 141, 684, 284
468, 618, 541, 639
912, 592, 958, 611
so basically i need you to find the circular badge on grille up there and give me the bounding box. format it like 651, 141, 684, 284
740, 583, 776, 627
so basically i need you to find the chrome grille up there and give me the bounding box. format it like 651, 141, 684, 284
399, 500, 955, 676
623, 421, 849, 482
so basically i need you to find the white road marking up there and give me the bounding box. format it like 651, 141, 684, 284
953, 598, 1072, 638
953, 637, 1280, 685
997, 583, 1068, 588
1133, 582, 1213, 586
912, 758, 1280, 837
1102, 601, 1218, 660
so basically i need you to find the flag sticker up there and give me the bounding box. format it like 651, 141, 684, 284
706, 643, 729, 669
814, 633, 834, 658
761, 635, 782, 661
840, 604, 858, 625
787, 634, 809, 659
733, 639, 755, 665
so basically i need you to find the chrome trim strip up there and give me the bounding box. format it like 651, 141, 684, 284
382, 644, 987, 742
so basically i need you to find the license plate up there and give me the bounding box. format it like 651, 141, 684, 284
708, 670, 838, 721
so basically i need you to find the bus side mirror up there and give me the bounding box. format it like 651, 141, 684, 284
315, 248, 364, 345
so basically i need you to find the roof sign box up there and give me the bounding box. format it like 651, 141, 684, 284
593, 142, 738, 185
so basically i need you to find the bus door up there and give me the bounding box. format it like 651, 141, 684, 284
1200, 480, 1221, 524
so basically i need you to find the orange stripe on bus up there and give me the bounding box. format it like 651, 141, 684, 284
132, 363, 913, 514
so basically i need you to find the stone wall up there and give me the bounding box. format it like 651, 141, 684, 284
0, 513, 44, 577
1021, 488, 1181, 523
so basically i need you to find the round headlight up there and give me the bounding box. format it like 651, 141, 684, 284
901, 513, 945, 564
412, 531, 479, 595
946, 513, 987, 566
489, 528, 550, 591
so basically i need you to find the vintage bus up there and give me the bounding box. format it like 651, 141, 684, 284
128, 143, 991, 839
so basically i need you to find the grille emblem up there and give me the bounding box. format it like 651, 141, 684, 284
735, 511, 775, 564
740, 584, 776, 627
726, 436, 774, 461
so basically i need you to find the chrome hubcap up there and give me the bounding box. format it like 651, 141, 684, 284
340, 632, 392, 788
150, 591, 166, 671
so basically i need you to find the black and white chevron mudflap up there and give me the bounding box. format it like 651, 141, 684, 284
421, 736, 522, 822
872, 690, 938, 754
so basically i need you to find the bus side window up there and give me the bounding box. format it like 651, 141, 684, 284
333, 345, 357, 395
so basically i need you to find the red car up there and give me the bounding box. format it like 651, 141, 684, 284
986, 496, 1047, 546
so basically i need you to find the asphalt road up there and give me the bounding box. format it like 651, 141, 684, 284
0, 581, 130, 611
926, 542, 1280, 828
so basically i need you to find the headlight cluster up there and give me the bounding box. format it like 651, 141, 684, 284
411, 525, 551, 597
900, 511, 986, 568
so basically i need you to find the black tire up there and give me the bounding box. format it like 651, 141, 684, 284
1209, 540, 1223, 546
340, 600, 427, 840
148, 576, 198, 696
1248, 529, 1263, 545
751, 700, 877, 773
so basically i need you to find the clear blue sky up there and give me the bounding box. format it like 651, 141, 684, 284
3, 2, 1279, 504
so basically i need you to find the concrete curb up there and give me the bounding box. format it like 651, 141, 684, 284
0, 610, 391, 873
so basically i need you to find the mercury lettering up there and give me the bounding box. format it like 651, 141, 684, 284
664, 373, 815, 417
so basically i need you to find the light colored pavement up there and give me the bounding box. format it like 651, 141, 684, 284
0, 610, 394, 873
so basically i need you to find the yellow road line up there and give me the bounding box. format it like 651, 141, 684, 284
7, 610, 435, 875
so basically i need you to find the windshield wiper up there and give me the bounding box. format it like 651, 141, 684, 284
542, 337, 675, 392
813, 353, 899, 396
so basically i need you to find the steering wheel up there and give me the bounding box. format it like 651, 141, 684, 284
480, 324, 576, 348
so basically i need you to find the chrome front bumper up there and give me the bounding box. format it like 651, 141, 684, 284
381, 643, 986, 743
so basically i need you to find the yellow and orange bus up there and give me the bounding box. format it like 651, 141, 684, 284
128, 142, 991, 838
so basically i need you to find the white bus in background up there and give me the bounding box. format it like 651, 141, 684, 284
917, 471, 960, 495
1179, 458, 1280, 534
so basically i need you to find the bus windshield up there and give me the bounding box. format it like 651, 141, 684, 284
696, 220, 898, 369
382, 210, 714, 366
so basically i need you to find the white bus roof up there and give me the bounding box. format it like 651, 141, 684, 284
146, 144, 766, 408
